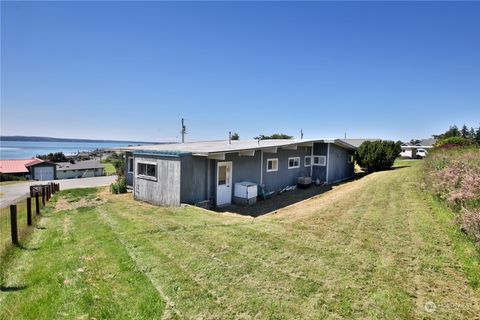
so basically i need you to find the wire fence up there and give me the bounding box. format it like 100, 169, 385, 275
0, 183, 59, 258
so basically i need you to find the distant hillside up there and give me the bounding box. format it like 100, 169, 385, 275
0, 135, 155, 144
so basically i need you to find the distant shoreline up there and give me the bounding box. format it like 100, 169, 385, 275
0, 135, 156, 144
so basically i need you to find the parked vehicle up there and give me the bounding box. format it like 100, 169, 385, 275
416, 148, 428, 159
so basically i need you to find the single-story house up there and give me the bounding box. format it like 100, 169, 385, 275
0, 158, 57, 180
56, 160, 105, 179
400, 139, 437, 158
118, 139, 356, 207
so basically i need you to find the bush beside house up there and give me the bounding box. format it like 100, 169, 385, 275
355, 140, 401, 172
109, 152, 128, 194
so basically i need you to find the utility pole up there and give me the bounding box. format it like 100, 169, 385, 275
300, 129, 304, 140
344, 132, 346, 139
181, 118, 186, 143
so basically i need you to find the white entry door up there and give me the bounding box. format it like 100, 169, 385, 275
216, 161, 232, 206
34, 167, 54, 180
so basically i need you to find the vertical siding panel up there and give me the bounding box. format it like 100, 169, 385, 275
134, 155, 181, 206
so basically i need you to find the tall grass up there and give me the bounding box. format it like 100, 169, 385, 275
422, 146, 480, 245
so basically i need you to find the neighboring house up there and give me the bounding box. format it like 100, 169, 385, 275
56, 160, 105, 179
0, 158, 57, 180
119, 139, 356, 207
400, 139, 436, 158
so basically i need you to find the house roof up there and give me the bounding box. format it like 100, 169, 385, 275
56, 160, 104, 171
0, 158, 44, 174
116, 139, 357, 156
420, 138, 437, 146
340, 139, 381, 148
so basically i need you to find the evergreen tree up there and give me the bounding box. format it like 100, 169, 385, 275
461, 125, 469, 138
470, 127, 476, 138
254, 133, 293, 140
356, 141, 401, 172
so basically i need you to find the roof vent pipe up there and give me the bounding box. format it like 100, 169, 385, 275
229, 131, 232, 144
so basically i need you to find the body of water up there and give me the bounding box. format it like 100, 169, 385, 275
0, 140, 143, 160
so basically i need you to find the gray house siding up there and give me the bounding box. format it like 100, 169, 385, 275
312, 143, 328, 182
225, 150, 262, 185
327, 144, 355, 183
180, 155, 209, 204
134, 155, 181, 206
125, 151, 134, 187
261, 147, 311, 192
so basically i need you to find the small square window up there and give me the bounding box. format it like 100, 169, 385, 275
313, 156, 326, 166
267, 158, 278, 172
305, 156, 312, 167
288, 157, 300, 169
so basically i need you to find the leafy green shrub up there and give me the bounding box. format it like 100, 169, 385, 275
110, 176, 127, 194
355, 141, 401, 172
436, 136, 474, 148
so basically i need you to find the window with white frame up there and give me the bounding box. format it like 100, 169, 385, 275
128, 157, 134, 173
313, 155, 326, 166
137, 162, 157, 179
348, 154, 354, 163
288, 157, 300, 169
304, 156, 312, 167
266, 158, 278, 172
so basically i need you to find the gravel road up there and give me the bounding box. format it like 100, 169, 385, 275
0, 175, 117, 208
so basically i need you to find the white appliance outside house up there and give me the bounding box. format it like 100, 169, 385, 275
234, 181, 258, 205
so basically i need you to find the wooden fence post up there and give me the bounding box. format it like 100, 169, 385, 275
10, 205, 18, 245
35, 192, 40, 215
27, 197, 32, 226
47, 185, 51, 201
42, 187, 46, 206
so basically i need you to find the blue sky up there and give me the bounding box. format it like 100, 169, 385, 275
1, 1, 479, 142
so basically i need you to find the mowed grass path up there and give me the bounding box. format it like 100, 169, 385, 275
1, 165, 479, 319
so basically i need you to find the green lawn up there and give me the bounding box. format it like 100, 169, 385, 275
101, 161, 116, 175
1, 165, 479, 319
0, 198, 34, 257
393, 158, 420, 167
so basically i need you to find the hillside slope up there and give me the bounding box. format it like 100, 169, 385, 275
1, 166, 479, 319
